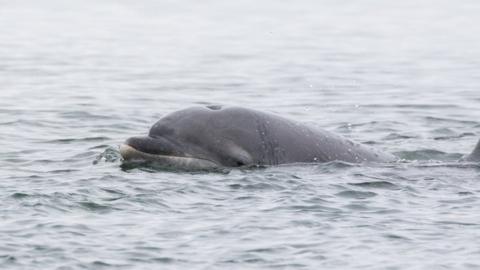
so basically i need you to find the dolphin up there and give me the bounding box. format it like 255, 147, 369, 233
119, 105, 399, 169
120, 105, 479, 170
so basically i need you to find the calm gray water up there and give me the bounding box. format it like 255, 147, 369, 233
1, 0, 480, 269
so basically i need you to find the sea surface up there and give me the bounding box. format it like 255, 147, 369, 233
1, 0, 480, 269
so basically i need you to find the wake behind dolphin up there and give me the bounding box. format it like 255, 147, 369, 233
120, 105, 480, 170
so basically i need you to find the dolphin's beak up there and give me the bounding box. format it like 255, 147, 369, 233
119, 143, 143, 160
119, 136, 182, 160
119, 137, 220, 170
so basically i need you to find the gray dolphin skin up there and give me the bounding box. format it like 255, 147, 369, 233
465, 139, 480, 162
120, 105, 398, 169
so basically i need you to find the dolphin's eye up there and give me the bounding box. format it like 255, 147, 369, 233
235, 160, 245, 166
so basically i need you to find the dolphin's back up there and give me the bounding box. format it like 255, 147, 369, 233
216, 107, 396, 164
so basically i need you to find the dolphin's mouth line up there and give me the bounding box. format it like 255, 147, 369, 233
119, 144, 219, 168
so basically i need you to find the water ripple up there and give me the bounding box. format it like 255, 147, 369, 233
1, 0, 480, 269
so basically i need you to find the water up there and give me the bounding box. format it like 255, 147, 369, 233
1, 0, 480, 269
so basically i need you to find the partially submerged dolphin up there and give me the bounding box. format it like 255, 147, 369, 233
465, 140, 480, 162
120, 105, 480, 169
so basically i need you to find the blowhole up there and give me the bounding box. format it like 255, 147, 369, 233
206, 105, 222, 110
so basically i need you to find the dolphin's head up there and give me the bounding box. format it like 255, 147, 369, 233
120, 106, 255, 169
